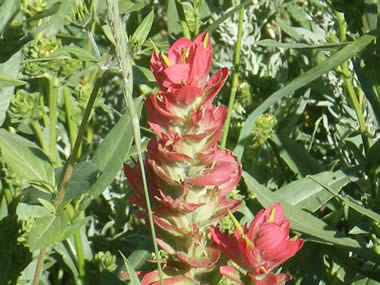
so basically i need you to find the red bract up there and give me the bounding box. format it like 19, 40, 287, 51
210, 203, 304, 285
150, 32, 212, 91
125, 33, 242, 282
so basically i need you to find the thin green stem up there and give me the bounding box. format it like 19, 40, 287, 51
32, 120, 48, 154
193, 0, 201, 37
32, 69, 105, 285
48, 76, 58, 164
336, 13, 369, 154
106, 1, 164, 284
221, 6, 244, 149
66, 205, 86, 283
175, 0, 191, 39
63, 87, 80, 159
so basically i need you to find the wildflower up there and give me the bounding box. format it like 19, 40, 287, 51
210, 203, 303, 285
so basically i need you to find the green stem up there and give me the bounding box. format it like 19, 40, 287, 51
32, 120, 49, 155
221, 6, 244, 149
32, 69, 105, 285
66, 205, 86, 283
63, 87, 78, 150
106, 1, 164, 284
193, 0, 201, 37
175, 0, 191, 39
48, 76, 58, 165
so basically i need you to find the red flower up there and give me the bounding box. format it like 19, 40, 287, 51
150, 32, 212, 91
210, 203, 303, 285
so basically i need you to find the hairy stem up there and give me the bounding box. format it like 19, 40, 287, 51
221, 6, 244, 149
106, 1, 164, 284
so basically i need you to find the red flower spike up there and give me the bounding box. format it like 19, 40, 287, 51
125, 33, 242, 282
211, 203, 303, 285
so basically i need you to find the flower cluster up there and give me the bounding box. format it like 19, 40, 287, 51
124, 33, 303, 284
124, 32, 242, 283
210, 203, 304, 285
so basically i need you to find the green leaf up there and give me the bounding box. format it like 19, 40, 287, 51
61, 217, 91, 240
0, 73, 26, 88
133, 65, 155, 84
54, 243, 79, 279
130, 10, 154, 51
277, 168, 358, 213
255, 39, 350, 50
37, 198, 56, 214
0, 129, 54, 184
128, 249, 150, 269
28, 214, 66, 250
60, 161, 100, 204
0, 51, 22, 126
0, 0, 19, 33
50, 46, 98, 62
119, 1, 145, 14
243, 171, 360, 248
84, 98, 143, 203
120, 252, 141, 285
271, 133, 323, 176
234, 34, 376, 160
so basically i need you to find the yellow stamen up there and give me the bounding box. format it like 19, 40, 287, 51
202, 33, 209, 49
228, 210, 255, 249
161, 54, 172, 66
268, 207, 276, 222
183, 47, 190, 59
150, 38, 160, 55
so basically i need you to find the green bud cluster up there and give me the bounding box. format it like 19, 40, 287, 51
21, 0, 46, 17
23, 37, 62, 77
9, 89, 46, 124
94, 251, 117, 272
71, 1, 91, 26
252, 113, 277, 147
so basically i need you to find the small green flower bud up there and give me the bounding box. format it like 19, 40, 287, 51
71, 1, 91, 26
23, 37, 62, 77
21, 0, 47, 18
94, 251, 117, 272
252, 113, 277, 147
9, 90, 46, 124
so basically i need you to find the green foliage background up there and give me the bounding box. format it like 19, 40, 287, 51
0, 0, 380, 284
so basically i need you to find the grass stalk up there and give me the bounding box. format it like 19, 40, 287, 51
48, 76, 58, 165
106, 1, 164, 284
221, 6, 244, 149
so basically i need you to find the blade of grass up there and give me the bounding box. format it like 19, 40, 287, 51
106, 2, 164, 284
234, 34, 375, 161
221, 6, 244, 149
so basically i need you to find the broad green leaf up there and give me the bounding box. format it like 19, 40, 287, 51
60, 161, 100, 204
54, 243, 79, 279
133, 65, 155, 84
243, 171, 359, 247
243, 171, 380, 265
277, 168, 358, 213
85, 98, 143, 202
0, 73, 26, 88
234, 34, 376, 160
130, 10, 154, 52
120, 1, 145, 14
16, 203, 50, 220
61, 217, 91, 240
50, 46, 98, 62
0, 129, 54, 184
28, 214, 66, 250
0, 0, 19, 33
0, 51, 22, 126
128, 249, 151, 269
271, 133, 323, 176
307, 175, 380, 223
